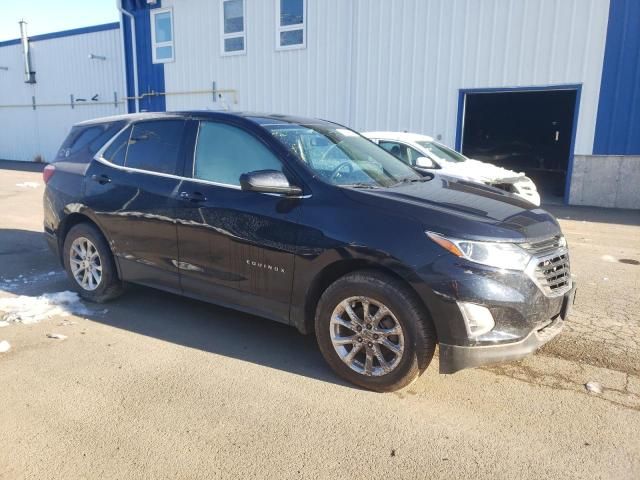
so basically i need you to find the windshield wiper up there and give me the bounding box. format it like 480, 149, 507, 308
344, 182, 380, 189
392, 176, 432, 186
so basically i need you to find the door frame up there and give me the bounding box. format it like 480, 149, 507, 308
454, 84, 582, 205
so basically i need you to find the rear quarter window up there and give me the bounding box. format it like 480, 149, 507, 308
56, 121, 126, 163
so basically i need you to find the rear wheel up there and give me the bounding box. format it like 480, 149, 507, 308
315, 270, 436, 392
63, 223, 123, 303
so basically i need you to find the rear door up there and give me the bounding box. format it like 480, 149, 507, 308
85, 119, 189, 292
174, 119, 302, 323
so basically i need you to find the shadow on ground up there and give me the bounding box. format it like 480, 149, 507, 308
0, 228, 351, 389
545, 204, 640, 226
0, 160, 45, 173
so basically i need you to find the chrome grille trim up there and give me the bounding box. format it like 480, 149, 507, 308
520, 235, 564, 256
525, 247, 572, 298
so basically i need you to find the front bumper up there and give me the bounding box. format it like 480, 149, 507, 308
438, 284, 575, 373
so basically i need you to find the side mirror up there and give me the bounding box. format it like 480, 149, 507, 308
415, 156, 435, 169
239, 170, 303, 196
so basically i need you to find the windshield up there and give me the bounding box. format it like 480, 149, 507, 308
264, 123, 422, 187
416, 141, 467, 163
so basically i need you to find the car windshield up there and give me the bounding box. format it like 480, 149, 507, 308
264, 123, 422, 187
416, 140, 467, 163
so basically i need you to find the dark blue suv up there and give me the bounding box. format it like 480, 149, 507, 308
43, 112, 575, 391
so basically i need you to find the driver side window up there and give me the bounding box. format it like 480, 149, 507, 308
405, 145, 423, 165
378, 141, 408, 165
193, 121, 283, 186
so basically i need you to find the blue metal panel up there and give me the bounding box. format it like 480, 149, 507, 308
594, 0, 640, 155
454, 84, 582, 205
122, 0, 166, 112
0, 23, 120, 48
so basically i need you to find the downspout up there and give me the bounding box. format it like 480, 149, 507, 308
116, 0, 139, 113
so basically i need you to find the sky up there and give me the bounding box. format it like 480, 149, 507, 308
0, 0, 119, 41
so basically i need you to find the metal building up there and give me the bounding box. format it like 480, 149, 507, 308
1, 0, 638, 208
0, 23, 126, 163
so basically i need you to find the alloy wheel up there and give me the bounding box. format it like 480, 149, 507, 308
330, 296, 405, 376
69, 236, 102, 291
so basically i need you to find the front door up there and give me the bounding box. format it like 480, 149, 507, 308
174, 120, 302, 323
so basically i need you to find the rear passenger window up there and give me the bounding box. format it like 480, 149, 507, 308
125, 120, 185, 175
102, 126, 132, 166
194, 122, 283, 186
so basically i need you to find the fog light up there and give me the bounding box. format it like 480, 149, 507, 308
457, 302, 495, 337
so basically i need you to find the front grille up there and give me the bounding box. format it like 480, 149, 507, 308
521, 235, 564, 256
534, 252, 571, 296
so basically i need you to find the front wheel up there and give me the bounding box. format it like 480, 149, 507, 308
63, 223, 124, 303
315, 270, 436, 392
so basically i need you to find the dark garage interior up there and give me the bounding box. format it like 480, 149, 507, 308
461, 89, 578, 202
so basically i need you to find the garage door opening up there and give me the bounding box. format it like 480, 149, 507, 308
458, 88, 579, 203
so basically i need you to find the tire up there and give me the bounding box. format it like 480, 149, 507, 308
315, 270, 436, 392
62, 223, 124, 303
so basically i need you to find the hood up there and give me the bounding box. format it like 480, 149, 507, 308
345, 175, 560, 243
439, 158, 525, 183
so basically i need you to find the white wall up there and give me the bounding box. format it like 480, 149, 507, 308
162, 0, 610, 155
163, 0, 353, 124
0, 28, 125, 162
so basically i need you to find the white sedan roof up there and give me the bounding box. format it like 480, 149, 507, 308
362, 131, 435, 143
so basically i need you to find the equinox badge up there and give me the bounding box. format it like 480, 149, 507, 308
246, 259, 286, 274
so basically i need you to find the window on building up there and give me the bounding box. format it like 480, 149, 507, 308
194, 122, 283, 186
151, 8, 174, 63
276, 0, 306, 50
221, 0, 246, 55
125, 121, 186, 174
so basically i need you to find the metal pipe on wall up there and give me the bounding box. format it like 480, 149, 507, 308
19, 20, 36, 83
116, 1, 139, 113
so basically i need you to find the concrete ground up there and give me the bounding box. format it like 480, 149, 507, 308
1, 163, 639, 479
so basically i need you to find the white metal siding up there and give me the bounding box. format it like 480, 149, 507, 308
0, 28, 125, 162
163, 0, 353, 124
162, 0, 609, 155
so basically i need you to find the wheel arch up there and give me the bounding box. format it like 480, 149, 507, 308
301, 259, 435, 338
57, 212, 121, 278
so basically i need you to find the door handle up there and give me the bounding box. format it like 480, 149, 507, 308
91, 174, 111, 185
179, 191, 207, 203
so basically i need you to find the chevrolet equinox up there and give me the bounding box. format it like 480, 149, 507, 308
43, 112, 575, 392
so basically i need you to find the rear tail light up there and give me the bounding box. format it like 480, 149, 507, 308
43, 164, 56, 184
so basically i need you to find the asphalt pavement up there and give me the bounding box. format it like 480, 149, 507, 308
1, 163, 639, 479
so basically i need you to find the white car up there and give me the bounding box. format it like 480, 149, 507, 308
363, 131, 541, 206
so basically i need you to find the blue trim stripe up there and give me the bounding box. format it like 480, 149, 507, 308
593, 0, 640, 155
0, 22, 119, 48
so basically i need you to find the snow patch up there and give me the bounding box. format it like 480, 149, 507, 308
0, 340, 10, 353
1, 270, 65, 292
15, 182, 40, 188
439, 159, 525, 183
0, 291, 91, 325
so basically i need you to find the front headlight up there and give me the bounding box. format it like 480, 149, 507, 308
426, 231, 531, 271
